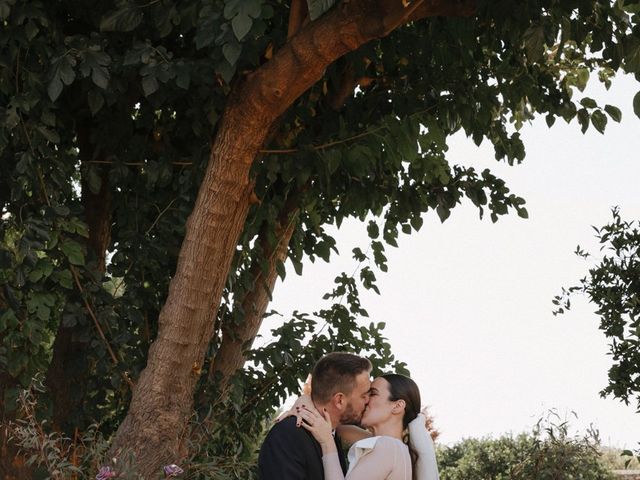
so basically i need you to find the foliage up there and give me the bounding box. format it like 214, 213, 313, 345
13, 384, 617, 480
6, 376, 111, 479
3, 0, 640, 473
601, 446, 640, 470
554, 209, 640, 404
437, 412, 614, 480
554, 207, 640, 459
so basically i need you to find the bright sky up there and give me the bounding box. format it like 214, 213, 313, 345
262, 74, 640, 449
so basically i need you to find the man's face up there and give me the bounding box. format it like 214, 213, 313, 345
339, 370, 371, 425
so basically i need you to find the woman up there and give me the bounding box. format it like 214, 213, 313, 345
293, 373, 439, 480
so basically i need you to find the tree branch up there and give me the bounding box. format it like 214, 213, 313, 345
288, 0, 309, 39
208, 196, 300, 394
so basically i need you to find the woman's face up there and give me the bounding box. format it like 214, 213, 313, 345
360, 377, 399, 428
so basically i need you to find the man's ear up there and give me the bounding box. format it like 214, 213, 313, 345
392, 399, 406, 415
332, 392, 346, 411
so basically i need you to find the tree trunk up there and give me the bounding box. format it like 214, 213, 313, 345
209, 201, 299, 398
46, 124, 112, 433
109, 1, 476, 476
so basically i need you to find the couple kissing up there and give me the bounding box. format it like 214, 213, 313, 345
258, 352, 439, 480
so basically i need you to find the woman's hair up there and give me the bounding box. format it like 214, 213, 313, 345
381, 373, 421, 427
381, 373, 421, 480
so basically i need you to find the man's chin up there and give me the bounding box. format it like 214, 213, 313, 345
340, 415, 363, 426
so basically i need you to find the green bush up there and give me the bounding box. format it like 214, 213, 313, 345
437, 413, 614, 480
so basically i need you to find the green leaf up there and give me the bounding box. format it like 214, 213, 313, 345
576, 68, 590, 92
87, 166, 102, 194
48, 77, 63, 102
231, 14, 252, 41
633, 91, 640, 119
53, 269, 73, 289
0, 1, 11, 20
367, 221, 379, 239
100, 5, 143, 32
41, 109, 56, 127
60, 239, 85, 266
59, 58, 76, 86
25, 20, 39, 41
142, 75, 159, 97
590, 110, 607, 134
176, 69, 191, 90
223, 41, 242, 66
35, 304, 51, 322
625, 43, 640, 73
523, 24, 545, 60
88, 90, 105, 115
91, 65, 109, 89
579, 97, 597, 109
247, 2, 262, 18
223, 0, 241, 19
545, 113, 556, 128
37, 126, 61, 144
517, 207, 529, 219
436, 205, 450, 223
216, 60, 236, 84
0, 311, 17, 333
306, 0, 338, 21
604, 104, 622, 122
577, 108, 589, 133
325, 150, 341, 175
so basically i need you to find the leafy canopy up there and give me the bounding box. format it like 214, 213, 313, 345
3, 0, 640, 474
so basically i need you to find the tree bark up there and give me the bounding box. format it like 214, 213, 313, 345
109, 1, 476, 476
209, 200, 299, 397
288, 0, 308, 39
46, 124, 112, 433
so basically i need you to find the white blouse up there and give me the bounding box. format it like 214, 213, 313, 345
322, 436, 411, 480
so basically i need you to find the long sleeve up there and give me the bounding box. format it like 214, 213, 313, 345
322, 437, 409, 480
408, 414, 440, 480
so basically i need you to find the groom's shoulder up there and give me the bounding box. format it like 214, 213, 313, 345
264, 416, 312, 444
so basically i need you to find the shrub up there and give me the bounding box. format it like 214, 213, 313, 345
437, 412, 614, 480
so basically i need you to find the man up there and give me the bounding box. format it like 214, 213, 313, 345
258, 352, 372, 479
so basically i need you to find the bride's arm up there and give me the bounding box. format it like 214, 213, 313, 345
335, 425, 372, 446
299, 408, 394, 480
275, 394, 315, 424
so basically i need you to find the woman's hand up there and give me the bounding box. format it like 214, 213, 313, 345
275, 394, 315, 426
298, 407, 336, 454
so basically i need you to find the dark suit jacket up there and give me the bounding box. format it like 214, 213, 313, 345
258, 416, 347, 479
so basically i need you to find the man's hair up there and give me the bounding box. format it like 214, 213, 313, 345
311, 352, 371, 404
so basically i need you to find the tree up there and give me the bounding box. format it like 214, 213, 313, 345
554, 208, 640, 426
3, 0, 640, 476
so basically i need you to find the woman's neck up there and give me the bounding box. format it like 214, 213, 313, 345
370, 419, 403, 440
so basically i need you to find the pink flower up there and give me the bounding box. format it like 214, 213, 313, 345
163, 464, 184, 477
96, 466, 117, 480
